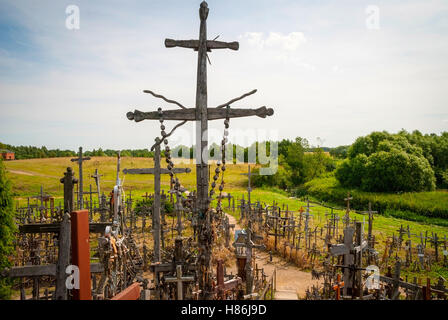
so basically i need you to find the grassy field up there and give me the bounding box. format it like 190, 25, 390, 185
5, 157, 448, 233
5, 157, 448, 283
5, 156, 250, 201
298, 176, 448, 225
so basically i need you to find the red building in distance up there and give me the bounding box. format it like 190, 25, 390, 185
0, 150, 15, 161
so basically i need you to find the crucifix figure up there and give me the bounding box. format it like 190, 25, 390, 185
71, 147, 91, 209
123, 138, 191, 262
126, 1, 274, 299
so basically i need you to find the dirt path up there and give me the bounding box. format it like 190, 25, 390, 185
226, 213, 322, 299
7, 169, 35, 176
6, 169, 59, 179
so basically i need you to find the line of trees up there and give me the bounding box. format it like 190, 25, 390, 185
0, 143, 76, 159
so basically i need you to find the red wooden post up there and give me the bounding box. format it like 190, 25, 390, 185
71, 210, 92, 300
333, 274, 344, 300
425, 278, 431, 300
111, 282, 141, 300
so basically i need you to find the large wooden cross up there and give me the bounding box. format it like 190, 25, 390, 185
71, 147, 91, 209
126, 1, 274, 299
304, 199, 314, 248
239, 164, 259, 209
123, 139, 191, 262
31, 186, 50, 222
329, 224, 367, 297
266, 208, 283, 251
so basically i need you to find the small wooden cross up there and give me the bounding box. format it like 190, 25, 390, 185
91, 168, 103, 204
239, 165, 259, 209
164, 264, 195, 300
123, 139, 191, 263
71, 147, 91, 209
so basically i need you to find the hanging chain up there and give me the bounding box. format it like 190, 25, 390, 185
158, 108, 182, 197
157, 107, 197, 218
209, 106, 230, 213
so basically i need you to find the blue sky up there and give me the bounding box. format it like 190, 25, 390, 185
0, 0, 447, 150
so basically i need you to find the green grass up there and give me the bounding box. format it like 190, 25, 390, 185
6, 157, 448, 239
298, 176, 448, 224
6, 157, 448, 285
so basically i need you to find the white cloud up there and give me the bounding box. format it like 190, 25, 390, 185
1, 1, 448, 149
241, 31, 307, 51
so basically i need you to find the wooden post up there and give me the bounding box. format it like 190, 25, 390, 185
71, 210, 91, 300
355, 221, 363, 299
391, 260, 401, 300
55, 212, 71, 300
424, 278, 431, 300
153, 140, 162, 262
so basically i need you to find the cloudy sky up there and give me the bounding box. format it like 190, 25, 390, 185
0, 0, 447, 150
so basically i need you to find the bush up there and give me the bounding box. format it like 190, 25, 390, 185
134, 198, 173, 216
0, 160, 17, 299
336, 131, 436, 192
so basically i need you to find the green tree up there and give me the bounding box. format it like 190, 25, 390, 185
0, 159, 17, 299
336, 131, 436, 192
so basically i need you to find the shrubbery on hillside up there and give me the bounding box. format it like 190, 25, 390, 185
335, 131, 444, 192
296, 176, 448, 223
0, 160, 17, 299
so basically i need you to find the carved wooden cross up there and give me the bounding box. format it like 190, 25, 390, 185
267, 208, 283, 251
126, 1, 274, 299
71, 147, 91, 209
244, 220, 264, 294
329, 225, 367, 297
123, 139, 191, 262
343, 192, 353, 227
359, 202, 378, 264
304, 199, 314, 248
428, 232, 444, 262
32, 186, 49, 222
164, 264, 195, 300
239, 165, 259, 209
